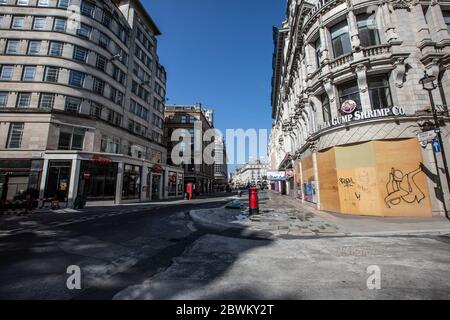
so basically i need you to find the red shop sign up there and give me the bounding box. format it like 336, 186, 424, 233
89, 155, 113, 165
151, 164, 164, 174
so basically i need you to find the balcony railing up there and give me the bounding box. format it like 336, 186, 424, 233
362, 44, 392, 58
329, 52, 354, 69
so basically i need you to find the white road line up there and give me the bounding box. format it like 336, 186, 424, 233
187, 222, 197, 232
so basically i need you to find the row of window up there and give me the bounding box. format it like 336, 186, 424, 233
0, 0, 68, 8
4, 121, 163, 156
1, 14, 129, 65
0, 0, 130, 45
3, 39, 111, 72
321, 75, 392, 123
0, 64, 125, 103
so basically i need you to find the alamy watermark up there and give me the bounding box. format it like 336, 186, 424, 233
170, 122, 268, 165
66, 265, 81, 290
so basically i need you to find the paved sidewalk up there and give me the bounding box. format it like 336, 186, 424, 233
190, 191, 450, 237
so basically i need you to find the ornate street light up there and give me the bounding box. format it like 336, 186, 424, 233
419, 71, 450, 219
419, 71, 437, 91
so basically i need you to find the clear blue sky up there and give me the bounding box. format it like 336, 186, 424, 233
144, 0, 286, 169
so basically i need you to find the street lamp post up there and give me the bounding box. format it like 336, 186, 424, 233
419, 71, 450, 217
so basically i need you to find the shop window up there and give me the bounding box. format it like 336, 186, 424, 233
321, 93, 331, 122
168, 171, 177, 196
122, 164, 141, 200
357, 13, 381, 47
368, 75, 393, 110
330, 20, 352, 58
338, 80, 362, 111
78, 161, 117, 201
58, 126, 85, 150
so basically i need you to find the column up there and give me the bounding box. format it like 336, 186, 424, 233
115, 162, 124, 204
298, 156, 305, 204
162, 170, 167, 200
347, 8, 361, 51
67, 157, 81, 208
381, 1, 399, 44
304, 45, 313, 77
319, 16, 330, 64
355, 64, 372, 112
411, 2, 433, 47
311, 143, 321, 210
428, 0, 450, 44
140, 165, 148, 202
421, 144, 449, 216
323, 77, 339, 118
38, 158, 49, 208
148, 173, 153, 201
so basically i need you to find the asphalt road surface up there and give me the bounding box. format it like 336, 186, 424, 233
0, 194, 233, 300
1, 192, 450, 300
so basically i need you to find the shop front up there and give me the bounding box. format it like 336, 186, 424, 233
78, 156, 118, 201
316, 139, 433, 217
0, 159, 43, 209
301, 155, 318, 204
166, 170, 184, 198
122, 164, 142, 201
148, 164, 164, 201
44, 160, 72, 204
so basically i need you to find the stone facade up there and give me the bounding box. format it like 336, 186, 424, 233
164, 104, 216, 194
0, 0, 184, 207
233, 160, 269, 187
269, 0, 450, 217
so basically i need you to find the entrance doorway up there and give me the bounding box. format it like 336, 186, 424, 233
151, 174, 162, 200
44, 161, 72, 202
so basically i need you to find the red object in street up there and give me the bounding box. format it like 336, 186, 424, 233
249, 187, 259, 215
186, 183, 194, 200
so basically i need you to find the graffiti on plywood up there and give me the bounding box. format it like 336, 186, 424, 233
384, 167, 426, 208
339, 177, 356, 202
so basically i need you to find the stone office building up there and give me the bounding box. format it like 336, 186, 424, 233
164, 103, 216, 194
0, 0, 183, 208
269, 0, 450, 217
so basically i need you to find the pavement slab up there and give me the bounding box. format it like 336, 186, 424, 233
114, 234, 450, 300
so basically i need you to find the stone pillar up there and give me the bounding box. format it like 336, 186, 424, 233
355, 64, 372, 112
141, 165, 148, 202
298, 156, 305, 204
38, 158, 49, 207
323, 77, 339, 118
411, 2, 433, 47
347, 8, 361, 51
115, 162, 124, 204
428, 0, 450, 44
148, 172, 154, 201
381, 1, 400, 44
311, 142, 321, 210
421, 142, 450, 216
67, 158, 80, 208
319, 22, 330, 64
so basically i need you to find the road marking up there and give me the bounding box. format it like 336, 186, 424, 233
187, 222, 197, 232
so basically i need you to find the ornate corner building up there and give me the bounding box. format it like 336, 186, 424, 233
269, 0, 450, 217
0, 0, 184, 208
